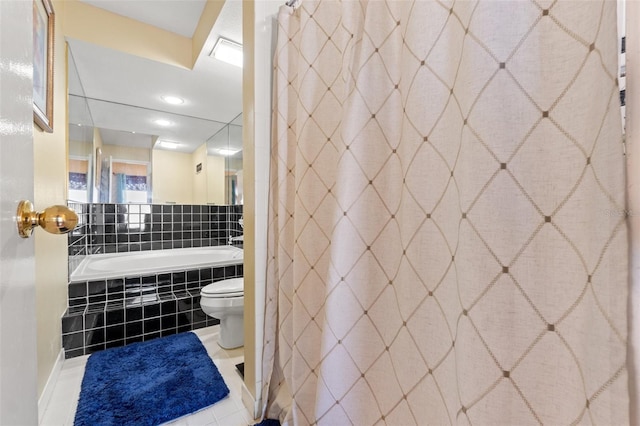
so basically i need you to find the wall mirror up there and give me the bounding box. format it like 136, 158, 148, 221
66, 2, 243, 206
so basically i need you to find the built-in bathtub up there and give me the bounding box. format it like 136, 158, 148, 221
62, 246, 244, 358
70, 246, 243, 281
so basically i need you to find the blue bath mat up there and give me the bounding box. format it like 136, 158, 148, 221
74, 332, 229, 426
254, 419, 281, 426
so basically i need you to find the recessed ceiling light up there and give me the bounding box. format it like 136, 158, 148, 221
161, 95, 184, 105
210, 38, 243, 68
158, 141, 179, 149
154, 119, 172, 126
218, 148, 240, 156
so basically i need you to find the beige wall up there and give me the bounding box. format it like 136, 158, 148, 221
153, 146, 228, 205
64, 0, 223, 70
93, 127, 103, 152
242, 0, 257, 407
69, 159, 88, 174
34, 0, 68, 398
191, 1, 225, 65
192, 143, 208, 205
152, 149, 193, 204
112, 162, 147, 176
68, 139, 91, 157
102, 143, 150, 163
207, 155, 226, 204
64, 0, 192, 69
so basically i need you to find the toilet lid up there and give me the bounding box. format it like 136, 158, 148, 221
201, 278, 244, 297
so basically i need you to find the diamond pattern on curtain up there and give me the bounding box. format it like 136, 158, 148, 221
262, 1, 628, 425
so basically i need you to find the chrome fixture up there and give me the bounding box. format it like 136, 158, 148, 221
228, 235, 244, 244
228, 216, 244, 245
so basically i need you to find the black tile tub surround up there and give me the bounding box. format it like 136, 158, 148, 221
62, 263, 243, 358
64, 202, 243, 358
67, 203, 243, 256
67, 201, 90, 277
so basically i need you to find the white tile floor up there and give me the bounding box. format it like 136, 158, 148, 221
40, 326, 254, 426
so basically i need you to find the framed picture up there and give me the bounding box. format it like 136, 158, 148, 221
33, 0, 55, 133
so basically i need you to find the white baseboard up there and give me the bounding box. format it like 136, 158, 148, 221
38, 349, 64, 423
241, 380, 263, 422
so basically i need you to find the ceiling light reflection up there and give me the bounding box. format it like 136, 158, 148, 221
161, 95, 184, 105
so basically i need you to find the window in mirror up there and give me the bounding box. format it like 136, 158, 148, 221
69, 158, 89, 203
111, 161, 150, 203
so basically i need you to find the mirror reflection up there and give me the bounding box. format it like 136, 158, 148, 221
68, 109, 243, 205
66, 14, 243, 206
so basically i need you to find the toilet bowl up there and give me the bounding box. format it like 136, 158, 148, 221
200, 278, 244, 349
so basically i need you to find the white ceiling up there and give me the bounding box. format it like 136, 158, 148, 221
81, 0, 207, 37
69, 0, 243, 154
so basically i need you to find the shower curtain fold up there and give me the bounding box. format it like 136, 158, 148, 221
262, 1, 629, 424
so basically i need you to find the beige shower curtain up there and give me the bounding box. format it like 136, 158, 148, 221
262, 1, 629, 424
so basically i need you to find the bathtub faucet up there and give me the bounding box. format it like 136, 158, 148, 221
229, 216, 244, 245
228, 234, 244, 245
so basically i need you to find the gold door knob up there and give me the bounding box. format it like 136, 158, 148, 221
16, 200, 78, 238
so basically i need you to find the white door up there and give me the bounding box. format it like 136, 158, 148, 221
0, 0, 39, 424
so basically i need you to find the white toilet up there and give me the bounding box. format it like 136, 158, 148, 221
200, 278, 244, 349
